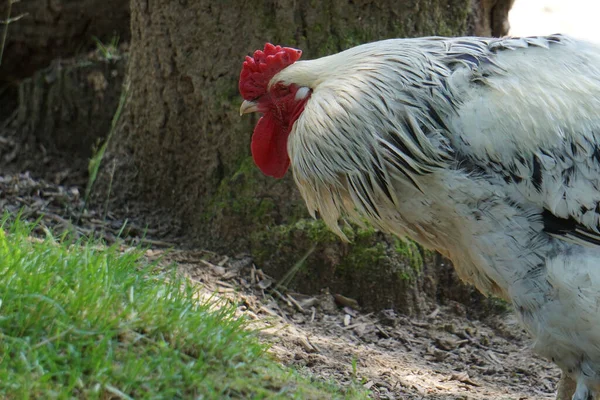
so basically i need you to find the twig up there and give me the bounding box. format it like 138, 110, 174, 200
0, 0, 12, 66
104, 384, 134, 400
0, 12, 26, 24
286, 293, 304, 312
0, 1, 25, 66
272, 289, 293, 308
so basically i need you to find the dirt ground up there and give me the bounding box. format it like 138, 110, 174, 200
177, 255, 559, 400
0, 169, 560, 400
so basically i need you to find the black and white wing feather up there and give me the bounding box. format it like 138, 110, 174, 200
447, 35, 600, 246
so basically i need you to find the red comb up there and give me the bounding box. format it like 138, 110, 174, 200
239, 43, 302, 100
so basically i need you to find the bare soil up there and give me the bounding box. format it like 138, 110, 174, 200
0, 170, 560, 399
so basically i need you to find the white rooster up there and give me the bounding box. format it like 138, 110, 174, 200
239, 35, 600, 400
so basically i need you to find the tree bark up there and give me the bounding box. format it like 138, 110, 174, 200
0, 50, 127, 183
107, 0, 515, 313
471, 0, 516, 37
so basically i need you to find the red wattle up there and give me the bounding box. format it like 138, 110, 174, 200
251, 115, 291, 179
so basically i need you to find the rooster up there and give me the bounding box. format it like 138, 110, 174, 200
239, 35, 600, 400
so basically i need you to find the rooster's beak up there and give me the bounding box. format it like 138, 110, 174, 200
240, 100, 259, 116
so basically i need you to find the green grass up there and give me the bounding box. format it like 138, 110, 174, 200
0, 217, 366, 399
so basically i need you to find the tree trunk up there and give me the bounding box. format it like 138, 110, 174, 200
0, 0, 130, 84
0, 50, 128, 183
0, 0, 131, 164
472, 0, 516, 37
107, 0, 515, 313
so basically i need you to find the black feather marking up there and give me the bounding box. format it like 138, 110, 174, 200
363, 170, 375, 192
542, 209, 600, 246
527, 263, 546, 276
349, 177, 381, 218
489, 161, 504, 173
382, 150, 423, 192
440, 79, 449, 91
421, 81, 439, 88
592, 146, 600, 164
437, 89, 456, 107
542, 209, 577, 235
564, 167, 576, 186
425, 102, 449, 131
370, 149, 394, 203
377, 94, 391, 113
544, 34, 565, 43
387, 129, 421, 173
532, 155, 543, 192
451, 53, 480, 66
383, 144, 419, 176
540, 148, 553, 158
570, 230, 600, 246
397, 96, 421, 108
509, 172, 523, 184
374, 168, 393, 203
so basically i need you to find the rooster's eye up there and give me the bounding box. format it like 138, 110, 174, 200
274, 85, 289, 95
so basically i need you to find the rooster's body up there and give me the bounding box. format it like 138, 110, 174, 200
239, 35, 600, 400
